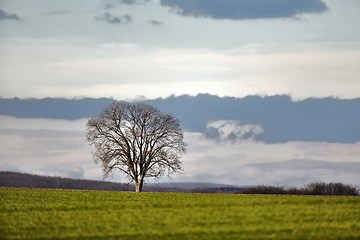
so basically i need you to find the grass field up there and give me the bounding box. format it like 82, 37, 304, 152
1, 188, 359, 240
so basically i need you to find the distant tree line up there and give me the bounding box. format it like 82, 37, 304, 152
1, 172, 358, 195
0, 171, 132, 191
241, 182, 359, 196
0, 171, 182, 192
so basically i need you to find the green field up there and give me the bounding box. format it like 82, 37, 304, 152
1, 188, 359, 240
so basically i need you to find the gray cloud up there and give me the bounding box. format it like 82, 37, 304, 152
205, 120, 263, 142
160, 0, 328, 20
119, 0, 151, 4
37, 166, 85, 179
0, 163, 20, 172
1, 116, 359, 186
179, 159, 360, 187
0, 9, 21, 21
100, 0, 151, 9
237, 159, 360, 187
2, 95, 360, 144
95, 12, 133, 24
148, 20, 163, 26
37, 10, 73, 16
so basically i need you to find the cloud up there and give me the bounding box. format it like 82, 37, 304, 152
148, 20, 163, 26
177, 132, 360, 186
36, 10, 73, 16
0, 117, 101, 180
2, 94, 360, 144
160, 0, 328, 20
0, 9, 21, 21
0, 115, 88, 131
36, 166, 85, 179
0, 163, 20, 172
119, 0, 151, 4
95, 12, 133, 24
1, 116, 360, 186
100, 0, 151, 9
237, 159, 360, 187
177, 157, 360, 187
205, 120, 263, 142
2, 36, 360, 102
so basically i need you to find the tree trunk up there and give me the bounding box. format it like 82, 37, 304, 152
135, 178, 144, 192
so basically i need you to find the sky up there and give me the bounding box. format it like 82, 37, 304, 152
0, 0, 359, 100
0, 0, 360, 187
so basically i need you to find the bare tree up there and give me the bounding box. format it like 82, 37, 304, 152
86, 101, 187, 192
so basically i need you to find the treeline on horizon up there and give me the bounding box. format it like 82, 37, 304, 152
0, 171, 358, 196
241, 183, 359, 196
0, 171, 224, 193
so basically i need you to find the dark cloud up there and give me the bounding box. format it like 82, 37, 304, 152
38, 10, 73, 16
95, 12, 133, 24
100, 0, 151, 9
119, 0, 151, 4
160, 0, 328, 20
148, 20, 163, 26
0, 9, 21, 21
147, 94, 360, 144
2, 95, 359, 143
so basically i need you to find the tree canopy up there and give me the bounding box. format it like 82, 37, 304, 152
86, 101, 187, 192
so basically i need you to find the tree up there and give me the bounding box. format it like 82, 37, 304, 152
86, 101, 187, 192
